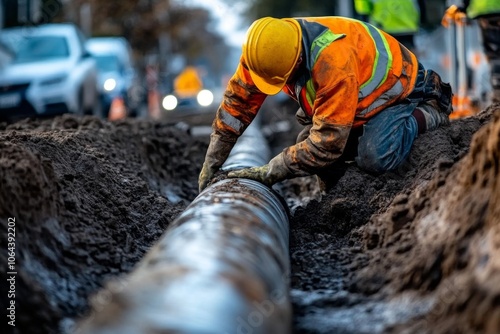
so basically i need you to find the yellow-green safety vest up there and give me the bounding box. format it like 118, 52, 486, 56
354, 0, 420, 35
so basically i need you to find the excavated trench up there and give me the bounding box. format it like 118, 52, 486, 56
1, 100, 499, 334
74, 122, 293, 334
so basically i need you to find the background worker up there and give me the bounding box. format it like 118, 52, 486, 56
198, 17, 453, 193
461, 0, 500, 101
354, 0, 426, 53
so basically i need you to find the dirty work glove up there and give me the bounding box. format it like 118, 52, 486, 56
198, 162, 218, 193
227, 153, 292, 187
198, 133, 235, 192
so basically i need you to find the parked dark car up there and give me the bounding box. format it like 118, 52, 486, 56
86, 37, 143, 117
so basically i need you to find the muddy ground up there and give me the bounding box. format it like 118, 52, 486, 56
1, 100, 499, 334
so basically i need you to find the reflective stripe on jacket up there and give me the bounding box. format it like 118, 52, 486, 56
213, 17, 418, 176
354, 0, 420, 35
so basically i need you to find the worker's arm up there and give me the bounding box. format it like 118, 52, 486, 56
199, 59, 267, 192
282, 74, 358, 176
227, 56, 359, 186
212, 60, 267, 140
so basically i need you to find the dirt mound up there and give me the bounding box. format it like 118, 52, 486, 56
1, 102, 499, 334
288, 105, 500, 333
0, 115, 206, 333
363, 103, 500, 333
289, 104, 498, 333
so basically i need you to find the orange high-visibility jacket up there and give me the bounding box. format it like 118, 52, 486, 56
213, 17, 419, 176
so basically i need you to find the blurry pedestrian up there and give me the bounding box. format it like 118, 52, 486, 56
354, 0, 426, 53
460, 0, 500, 101
198, 16, 453, 193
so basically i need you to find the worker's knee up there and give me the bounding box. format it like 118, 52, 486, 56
356, 150, 388, 173
356, 143, 406, 174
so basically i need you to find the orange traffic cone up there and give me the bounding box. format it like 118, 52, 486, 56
148, 90, 161, 120
108, 97, 127, 121
450, 95, 479, 119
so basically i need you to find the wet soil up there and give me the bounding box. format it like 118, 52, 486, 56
1, 101, 499, 334
288, 104, 500, 333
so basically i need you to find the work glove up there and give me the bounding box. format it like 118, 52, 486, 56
198, 133, 235, 192
227, 153, 292, 187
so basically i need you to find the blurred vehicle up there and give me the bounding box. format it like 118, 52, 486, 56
0, 23, 101, 121
161, 66, 220, 114
162, 88, 216, 113
0, 41, 14, 69
86, 37, 143, 117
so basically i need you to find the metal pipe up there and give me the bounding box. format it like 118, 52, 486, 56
222, 122, 272, 171
74, 122, 292, 334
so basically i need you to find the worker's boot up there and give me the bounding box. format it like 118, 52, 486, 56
414, 99, 450, 133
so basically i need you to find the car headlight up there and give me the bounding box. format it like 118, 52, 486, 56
197, 89, 214, 107
104, 78, 117, 91
40, 74, 67, 86
162, 95, 178, 110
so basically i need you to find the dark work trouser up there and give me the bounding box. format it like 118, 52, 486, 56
355, 63, 452, 173
317, 63, 452, 190
477, 15, 500, 94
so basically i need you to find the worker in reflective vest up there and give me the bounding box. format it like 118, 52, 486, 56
199, 16, 453, 193
354, 0, 425, 52
463, 0, 500, 101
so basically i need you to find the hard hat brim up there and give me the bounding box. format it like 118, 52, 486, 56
249, 72, 286, 96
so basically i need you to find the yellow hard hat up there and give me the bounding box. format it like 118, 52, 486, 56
243, 17, 302, 95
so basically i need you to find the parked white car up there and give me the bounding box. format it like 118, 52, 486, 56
0, 23, 101, 121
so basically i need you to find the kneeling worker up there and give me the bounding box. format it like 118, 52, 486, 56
199, 16, 453, 192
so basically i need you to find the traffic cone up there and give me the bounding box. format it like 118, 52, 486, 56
109, 97, 127, 121
148, 90, 161, 120
450, 95, 476, 119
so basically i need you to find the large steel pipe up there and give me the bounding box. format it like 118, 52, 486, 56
74, 122, 292, 334
222, 123, 272, 170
